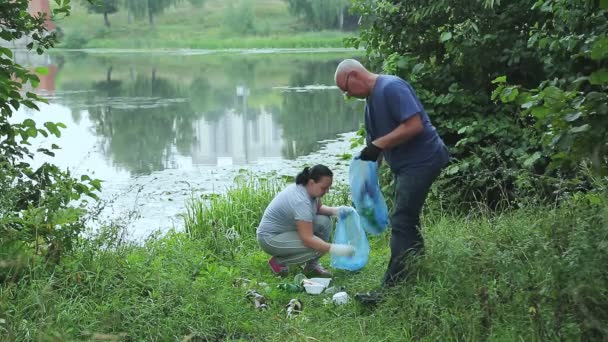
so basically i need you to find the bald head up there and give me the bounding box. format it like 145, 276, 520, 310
334, 59, 376, 98
334, 59, 368, 84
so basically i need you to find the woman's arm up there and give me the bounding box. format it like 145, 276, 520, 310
317, 205, 337, 216
296, 220, 331, 253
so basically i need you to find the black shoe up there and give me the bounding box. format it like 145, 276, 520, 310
354, 290, 384, 306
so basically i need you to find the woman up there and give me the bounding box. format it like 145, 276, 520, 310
256, 164, 355, 277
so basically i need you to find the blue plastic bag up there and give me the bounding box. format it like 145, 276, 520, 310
349, 158, 389, 235
330, 209, 370, 271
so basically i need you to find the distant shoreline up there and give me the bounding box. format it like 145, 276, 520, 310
48, 47, 363, 55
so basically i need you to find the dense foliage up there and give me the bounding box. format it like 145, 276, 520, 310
0, 0, 100, 283
348, 0, 608, 209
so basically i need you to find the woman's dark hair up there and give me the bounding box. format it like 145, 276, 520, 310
295, 164, 333, 185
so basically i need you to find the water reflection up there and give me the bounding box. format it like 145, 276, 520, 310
278, 61, 361, 159
49, 52, 363, 176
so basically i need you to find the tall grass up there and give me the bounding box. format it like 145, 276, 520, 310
2, 177, 607, 340
183, 174, 284, 260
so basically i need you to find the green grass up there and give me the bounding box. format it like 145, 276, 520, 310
56, 0, 354, 49
2, 176, 607, 340
85, 32, 349, 49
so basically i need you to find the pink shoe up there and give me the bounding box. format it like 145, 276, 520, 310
268, 257, 289, 276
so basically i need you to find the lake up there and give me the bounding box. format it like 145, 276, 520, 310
14, 48, 365, 240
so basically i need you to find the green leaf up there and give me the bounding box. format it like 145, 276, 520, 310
521, 101, 535, 109
22, 119, 36, 128
440, 32, 453, 42
44, 122, 61, 137
500, 87, 519, 103
90, 179, 103, 191
446, 165, 460, 175
491, 85, 504, 101
564, 112, 582, 122
0, 47, 13, 58
37, 148, 55, 157
412, 63, 425, 74
591, 37, 608, 60
523, 152, 541, 168
589, 69, 608, 85
531, 106, 549, 119
541, 86, 563, 105
491, 76, 507, 84
34, 67, 49, 76
601, 0, 608, 9
570, 124, 590, 133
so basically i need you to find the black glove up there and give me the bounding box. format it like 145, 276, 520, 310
359, 142, 382, 161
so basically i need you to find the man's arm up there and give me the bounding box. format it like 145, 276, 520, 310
372, 113, 424, 150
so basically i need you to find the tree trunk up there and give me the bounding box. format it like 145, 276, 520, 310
104, 12, 110, 27
338, 9, 344, 30
148, 8, 154, 26
128, 9, 133, 24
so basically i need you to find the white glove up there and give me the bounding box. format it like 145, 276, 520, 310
329, 244, 355, 256
336, 206, 356, 217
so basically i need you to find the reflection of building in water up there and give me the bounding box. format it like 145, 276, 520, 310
0, 0, 57, 93
1, 0, 55, 48
11, 50, 57, 94
191, 107, 284, 166
29, 0, 56, 31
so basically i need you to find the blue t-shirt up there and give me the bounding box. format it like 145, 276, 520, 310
365, 75, 445, 173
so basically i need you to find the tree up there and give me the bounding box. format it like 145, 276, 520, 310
122, 0, 146, 24
0, 0, 99, 280
284, 0, 351, 30
189, 0, 206, 8
222, 0, 257, 35
122, 0, 179, 26
86, 0, 119, 27
348, 0, 607, 208
146, 0, 179, 26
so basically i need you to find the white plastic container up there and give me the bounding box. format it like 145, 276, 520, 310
307, 278, 331, 287
303, 283, 325, 294
332, 291, 349, 305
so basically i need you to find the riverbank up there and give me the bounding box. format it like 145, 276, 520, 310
88, 131, 361, 241
57, 1, 354, 50
62, 31, 350, 50
4, 176, 606, 340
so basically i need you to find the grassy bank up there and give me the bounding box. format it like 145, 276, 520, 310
74, 31, 349, 50
56, 1, 353, 49
2, 175, 607, 340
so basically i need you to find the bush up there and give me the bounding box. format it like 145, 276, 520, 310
347, 0, 607, 211
221, 0, 257, 36
0, 0, 100, 285
61, 31, 89, 49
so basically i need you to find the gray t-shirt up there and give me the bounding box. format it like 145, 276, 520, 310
256, 184, 319, 237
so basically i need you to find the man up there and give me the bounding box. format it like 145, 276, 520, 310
334, 59, 449, 302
